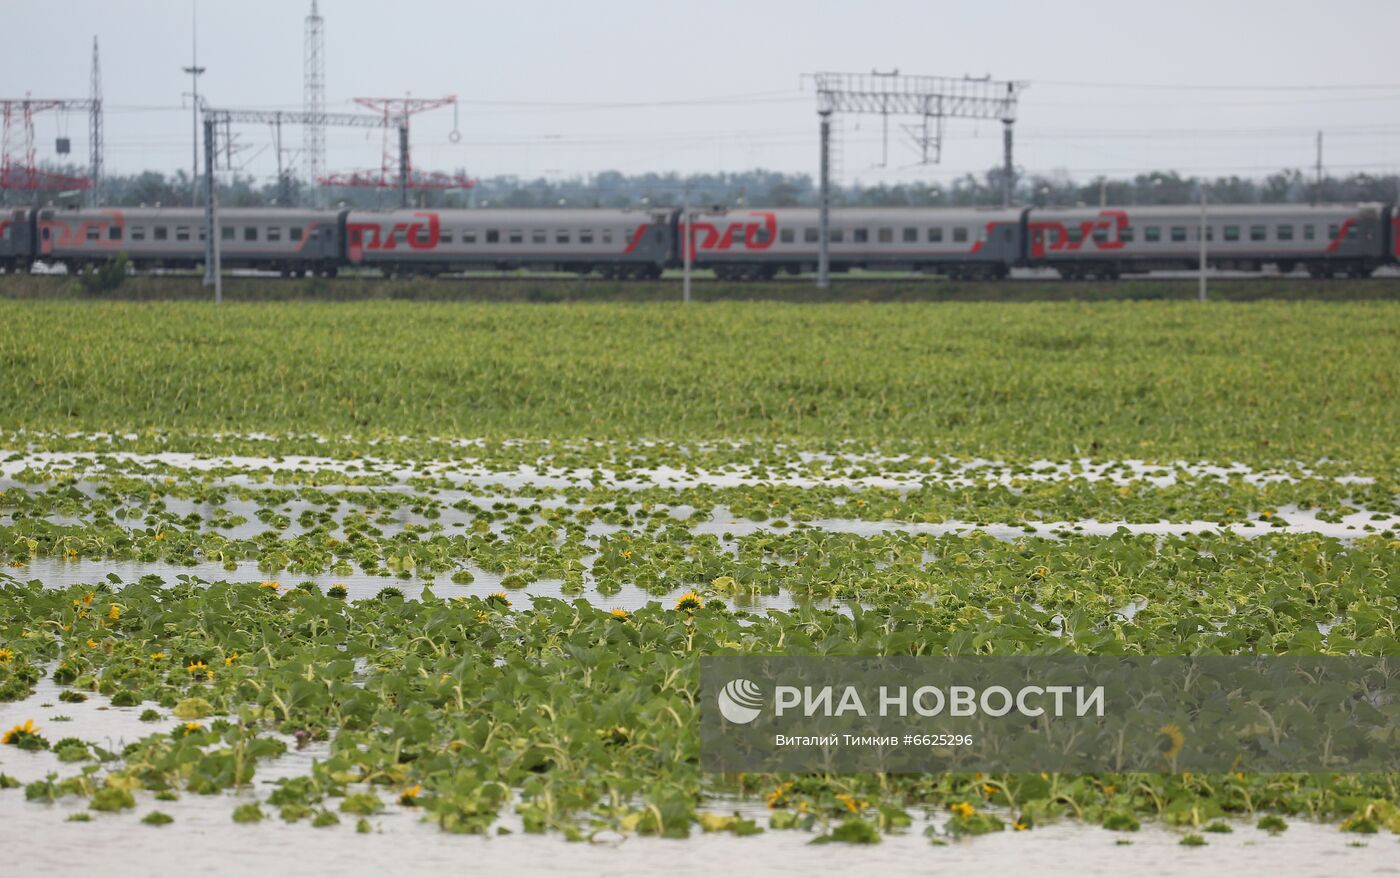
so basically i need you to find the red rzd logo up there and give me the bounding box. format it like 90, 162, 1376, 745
1028, 210, 1128, 258
686, 211, 777, 259
347, 212, 441, 261
38, 210, 126, 255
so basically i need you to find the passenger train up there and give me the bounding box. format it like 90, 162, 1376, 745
2, 203, 1395, 279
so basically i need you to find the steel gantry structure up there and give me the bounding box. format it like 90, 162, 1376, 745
202, 107, 385, 205
200, 107, 384, 299
2, 38, 104, 204
321, 96, 471, 207
805, 72, 1026, 287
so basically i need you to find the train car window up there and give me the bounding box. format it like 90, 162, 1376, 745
1327, 224, 1339, 240
1120, 227, 1135, 243
1170, 227, 1186, 242
108, 226, 123, 241
1091, 228, 1109, 244
831, 229, 845, 243
439, 230, 453, 245
1250, 225, 1266, 242
1303, 225, 1315, 241
244, 227, 257, 242
953, 227, 969, 243
175, 227, 190, 242
877, 228, 893, 244
580, 230, 594, 244
154, 227, 168, 241
290, 227, 304, 242
462, 231, 477, 244
221, 226, 234, 241
928, 227, 943, 243
780, 228, 795, 244
1144, 226, 1160, 243
602, 229, 613, 245
533, 230, 547, 244
508, 230, 523, 244
1066, 227, 1083, 244
804, 228, 818, 243
267, 227, 282, 243
903, 227, 917, 243
85, 226, 100, 241
853, 228, 869, 243
131, 227, 145, 242
1346, 224, 1358, 239
486, 230, 499, 244
198, 228, 207, 242
1277, 225, 1293, 241
753, 227, 771, 244
558, 230, 570, 244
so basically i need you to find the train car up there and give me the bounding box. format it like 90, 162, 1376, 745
685, 207, 1026, 279
33, 207, 343, 276
342, 208, 675, 278
1026, 204, 1389, 279
0, 208, 34, 273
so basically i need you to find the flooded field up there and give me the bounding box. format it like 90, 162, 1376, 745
1, 436, 1396, 875
0, 299, 1396, 874
4, 658, 1398, 877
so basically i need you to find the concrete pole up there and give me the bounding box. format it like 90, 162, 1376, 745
399, 122, 410, 209
682, 186, 692, 304
1198, 184, 1208, 303
203, 116, 215, 290
1002, 118, 1014, 208
817, 109, 832, 289
184, 0, 203, 207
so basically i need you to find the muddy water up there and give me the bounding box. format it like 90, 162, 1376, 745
2, 672, 1396, 877
4, 796, 1393, 878
4, 447, 1396, 875
4, 557, 806, 613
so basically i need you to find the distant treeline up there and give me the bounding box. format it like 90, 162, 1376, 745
15, 164, 1400, 209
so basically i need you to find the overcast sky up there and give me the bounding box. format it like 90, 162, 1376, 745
4, 0, 1400, 190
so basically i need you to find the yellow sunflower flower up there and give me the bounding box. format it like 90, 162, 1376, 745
1159, 723, 1186, 760
2, 719, 40, 745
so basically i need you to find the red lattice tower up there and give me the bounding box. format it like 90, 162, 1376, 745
1, 97, 94, 192
319, 95, 472, 191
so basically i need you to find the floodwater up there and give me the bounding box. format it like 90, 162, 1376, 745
3, 445, 1397, 875
3, 673, 1397, 878
3, 557, 804, 613
2, 611, 1396, 877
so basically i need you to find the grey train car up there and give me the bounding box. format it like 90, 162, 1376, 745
687, 207, 1026, 279
341, 208, 675, 278
2, 201, 1394, 280
33, 207, 343, 276
1026, 204, 1392, 279
0, 208, 34, 272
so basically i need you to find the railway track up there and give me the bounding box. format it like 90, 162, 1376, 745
14, 267, 1400, 284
